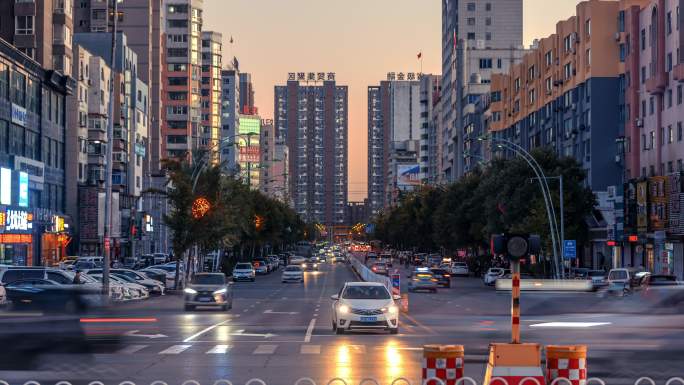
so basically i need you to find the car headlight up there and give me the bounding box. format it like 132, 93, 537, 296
302, 263, 306, 268
313, 263, 318, 267
213, 288, 227, 295
184, 288, 197, 294
386, 305, 398, 314
338, 304, 349, 314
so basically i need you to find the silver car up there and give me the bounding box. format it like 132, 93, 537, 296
184, 273, 233, 311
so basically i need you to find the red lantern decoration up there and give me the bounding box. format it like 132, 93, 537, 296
192, 197, 211, 219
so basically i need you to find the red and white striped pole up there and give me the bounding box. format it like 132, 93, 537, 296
511, 260, 521, 344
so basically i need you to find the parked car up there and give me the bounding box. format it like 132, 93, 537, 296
137, 268, 168, 285
281, 265, 304, 283
184, 273, 233, 311
430, 268, 451, 288
483, 268, 505, 286
86, 268, 164, 295
85, 273, 127, 301
330, 282, 400, 334
75, 256, 104, 268
149, 264, 184, 288
232, 263, 256, 282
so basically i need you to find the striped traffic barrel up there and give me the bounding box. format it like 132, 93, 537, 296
546, 345, 587, 385
422, 344, 465, 385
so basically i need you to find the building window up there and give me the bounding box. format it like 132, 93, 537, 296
585, 19, 591, 37
485, 17, 492, 26
564, 63, 572, 79
669, 125, 674, 143
545, 51, 552, 66
668, 89, 673, 108
641, 66, 646, 83
650, 131, 655, 149
667, 53, 673, 72
485, 2, 492, 11
641, 29, 646, 51
678, 85, 683, 104
15, 15, 34, 35
618, 10, 625, 32
586, 48, 591, 67
642, 99, 646, 118
497, 58, 502, 69
564, 35, 572, 52
679, 160, 683, 172
467, 18, 476, 26
467, 32, 475, 40
10, 71, 26, 107
649, 97, 655, 115
667, 11, 672, 35
479, 58, 492, 69
467, 2, 476, 11
514, 78, 520, 92
528, 89, 535, 105
619, 43, 626, 62
486, 32, 492, 41
678, 122, 682, 141
545, 77, 552, 93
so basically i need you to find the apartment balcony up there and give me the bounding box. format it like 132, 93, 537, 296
673, 64, 684, 83
645, 71, 669, 95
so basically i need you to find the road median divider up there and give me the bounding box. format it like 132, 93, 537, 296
495, 279, 594, 292
349, 254, 391, 292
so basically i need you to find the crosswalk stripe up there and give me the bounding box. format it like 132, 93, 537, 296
206, 344, 231, 354
300, 344, 321, 354
117, 344, 148, 354
159, 344, 192, 354
253, 344, 277, 355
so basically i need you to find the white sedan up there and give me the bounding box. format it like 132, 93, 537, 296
483, 268, 505, 286
281, 265, 304, 283
331, 282, 400, 335
450, 262, 470, 276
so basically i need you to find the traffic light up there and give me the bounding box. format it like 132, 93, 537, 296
490, 233, 541, 261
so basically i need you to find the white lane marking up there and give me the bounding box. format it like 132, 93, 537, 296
243, 309, 249, 312
301, 344, 321, 354
206, 344, 231, 354
159, 344, 192, 354
264, 309, 299, 315
117, 344, 148, 354
253, 344, 278, 354
530, 322, 612, 328
304, 318, 316, 343
349, 344, 366, 353
183, 319, 231, 342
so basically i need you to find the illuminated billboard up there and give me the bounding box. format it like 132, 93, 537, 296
238, 117, 261, 135
18, 172, 29, 207
0, 168, 11, 205
397, 164, 420, 189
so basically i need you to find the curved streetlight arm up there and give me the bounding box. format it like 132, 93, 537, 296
480, 136, 562, 278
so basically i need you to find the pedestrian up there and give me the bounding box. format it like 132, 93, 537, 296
73, 270, 83, 284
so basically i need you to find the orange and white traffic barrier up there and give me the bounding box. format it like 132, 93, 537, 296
422, 344, 464, 385
483, 343, 545, 385
546, 345, 587, 385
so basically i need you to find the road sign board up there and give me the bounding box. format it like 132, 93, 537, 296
563, 240, 576, 259
390, 272, 400, 295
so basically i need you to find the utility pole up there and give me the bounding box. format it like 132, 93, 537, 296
102, 0, 119, 296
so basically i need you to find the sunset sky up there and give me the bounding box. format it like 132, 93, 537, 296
203, 0, 584, 201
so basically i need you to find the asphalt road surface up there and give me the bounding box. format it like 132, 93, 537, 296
1, 259, 683, 385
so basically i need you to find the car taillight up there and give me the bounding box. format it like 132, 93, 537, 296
431, 278, 438, 282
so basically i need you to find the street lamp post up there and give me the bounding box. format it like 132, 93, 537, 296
102, 0, 122, 296
478, 135, 563, 278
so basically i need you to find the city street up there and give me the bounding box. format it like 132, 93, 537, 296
1, 261, 682, 385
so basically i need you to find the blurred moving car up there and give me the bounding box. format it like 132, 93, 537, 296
333, 253, 346, 263
232, 263, 256, 282
645, 274, 679, 286
290, 255, 306, 265
184, 273, 233, 311
84, 273, 126, 301
450, 262, 470, 277
331, 282, 400, 334
430, 268, 451, 288
3, 279, 104, 312
370, 262, 388, 275
281, 265, 304, 283
408, 269, 439, 292
587, 270, 608, 288
252, 258, 270, 275
483, 268, 505, 286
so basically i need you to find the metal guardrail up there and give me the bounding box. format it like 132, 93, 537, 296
2, 377, 683, 385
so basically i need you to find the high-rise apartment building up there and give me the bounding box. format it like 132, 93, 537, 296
367, 78, 421, 216
161, 0, 203, 159
239, 72, 255, 113
260, 120, 289, 203
419, 74, 443, 185
274, 76, 348, 225
0, 0, 74, 76
441, 0, 524, 181
220, 66, 240, 173
200, 31, 222, 162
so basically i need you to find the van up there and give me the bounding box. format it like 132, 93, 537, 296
76, 256, 104, 267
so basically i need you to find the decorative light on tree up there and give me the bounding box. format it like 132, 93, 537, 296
192, 197, 211, 219
254, 215, 264, 231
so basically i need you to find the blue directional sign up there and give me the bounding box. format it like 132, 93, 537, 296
563, 240, 577, 259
